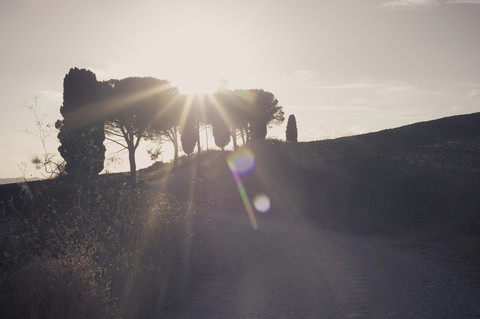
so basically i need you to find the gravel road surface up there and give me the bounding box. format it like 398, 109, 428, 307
163, 210, 480, 318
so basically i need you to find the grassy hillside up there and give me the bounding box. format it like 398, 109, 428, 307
142, 112, 480, 233
255, 113, 480, 232
0, 175, 192, 318
1, 112, 479, 318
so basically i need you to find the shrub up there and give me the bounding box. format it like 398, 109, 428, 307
0, 175, 191, 318
0, 253, 116, 319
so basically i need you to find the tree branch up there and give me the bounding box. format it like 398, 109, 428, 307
105, 136, 128, 149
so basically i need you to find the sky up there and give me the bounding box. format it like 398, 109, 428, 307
1, 0, 479, 179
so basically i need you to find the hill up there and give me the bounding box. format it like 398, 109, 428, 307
0, 177, 41, 185
1, 112, 479, 318
140, 112, 480, 234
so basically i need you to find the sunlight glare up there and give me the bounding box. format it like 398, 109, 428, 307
158, 18, 250, 95
227, 149, 258, 229
227, 149, 256, 177
253, 194, 271, 213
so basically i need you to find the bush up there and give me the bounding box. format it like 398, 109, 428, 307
0, 175, 191, 318
0, 253, 116, 319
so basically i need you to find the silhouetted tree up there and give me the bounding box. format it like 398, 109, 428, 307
104, 77, 174, 183
211, 106, 231, 150
149, 90, 183, 164
23, 96, 65, 179
180, 113, 198, 156
214, 89, 249, 148
246, 89, 284, 142
286, 114, 298, 142
212, 88, 284, 146
57, 68, 105, 179
212, 121, 230, 150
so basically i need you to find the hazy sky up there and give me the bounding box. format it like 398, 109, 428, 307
1, 0, 479, 178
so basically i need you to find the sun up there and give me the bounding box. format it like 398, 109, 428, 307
175, 73, 225, 96
160, 19, 247, 96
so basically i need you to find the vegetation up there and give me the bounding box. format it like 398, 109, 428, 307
56, 68, 105, 179
24, 97, 65, 178
285, 114, 298, 142
54, 67, 284, 182
215, 89, 284, 146
4, 65, 480, 317
180, 113, 198, 156
102, 77, 179, 183
0, 176, 191, 318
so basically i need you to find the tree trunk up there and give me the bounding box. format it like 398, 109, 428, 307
240, 127, 246, 146
231, 128, 238, 150
196, 121, 201, 153
245, 123, 251, 145
205, 124, 209, 150
128, 146, 136, 183
173, 135, 179, 165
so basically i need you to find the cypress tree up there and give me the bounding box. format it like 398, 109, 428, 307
212, 120, 230, 151
57, 68, 105, 179
286, 114, 298, 142
180, 115, 198, 156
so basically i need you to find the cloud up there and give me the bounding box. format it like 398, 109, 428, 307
37, 90, 62, 102
309, 76, 415, 95
468, 88, 479, 98
446, 0, 480, 3
282, 70, 318, 82
88, 62, 132, 81
454, 82, 480, 87
379, 0, 480, 8
290, 104, 380, 112
379, 0, 439, 8
302, 122, 369, 141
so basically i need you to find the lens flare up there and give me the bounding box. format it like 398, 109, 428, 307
253, 194, 271, 213
227, 149, 256, 177
227, 149, 258, 229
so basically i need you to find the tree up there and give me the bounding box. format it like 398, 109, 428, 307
149, 91, 183, 164
23, 97, 65, 179
285, 114, 298, 142
211, 110, 231, 150
57, 68, 105, 179
214, 89, 250, 148
180, 113, 198, 156
212, 121, 230, 150
104, 77, 174, 183
245, 89, 284, 142
212, 88, 284, 146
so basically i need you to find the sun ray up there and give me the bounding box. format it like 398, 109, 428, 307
205, 93, 235, 130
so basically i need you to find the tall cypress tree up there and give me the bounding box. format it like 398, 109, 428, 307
180, 113, 198, 156
212, 119, 230, 151
286, 114, 298, 142
57, 68, 105, 179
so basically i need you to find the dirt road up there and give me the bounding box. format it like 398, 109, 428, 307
163, 210, 480, 318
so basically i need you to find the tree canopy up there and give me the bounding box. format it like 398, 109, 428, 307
56, 67, 285, 181
213, 88, 284, 146
57, 67, 105, 179
103, 77, 178, 182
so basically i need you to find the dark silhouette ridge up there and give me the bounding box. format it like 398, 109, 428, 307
313, 112, 480, 159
